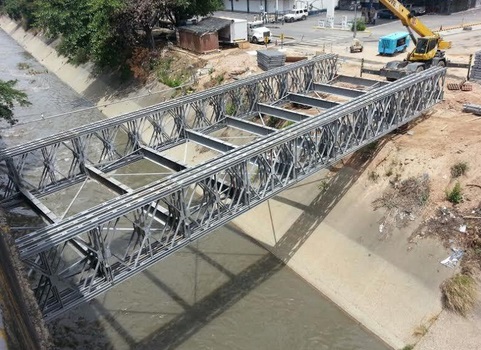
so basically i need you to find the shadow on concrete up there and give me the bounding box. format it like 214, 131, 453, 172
21, 139, 386, 349
133, 141, 385, 349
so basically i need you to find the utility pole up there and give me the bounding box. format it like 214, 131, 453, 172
275, 0, 279, 22
353, 0, 359, 39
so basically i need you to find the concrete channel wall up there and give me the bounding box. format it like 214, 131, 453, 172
0, 211, 51, 349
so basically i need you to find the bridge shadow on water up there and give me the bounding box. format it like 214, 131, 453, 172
49, 139, 389, 349
132, 141, 387, 349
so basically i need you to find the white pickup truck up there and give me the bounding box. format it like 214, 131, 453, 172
283, 8, 308, 22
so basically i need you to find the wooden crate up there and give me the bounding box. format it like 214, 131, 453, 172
237, 41, 250, 49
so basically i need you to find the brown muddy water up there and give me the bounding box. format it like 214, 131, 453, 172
0, 28, 389, 350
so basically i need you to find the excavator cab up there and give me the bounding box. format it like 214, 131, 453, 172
410, 37, 438, 61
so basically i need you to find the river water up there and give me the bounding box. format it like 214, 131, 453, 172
0, 28, 389, 350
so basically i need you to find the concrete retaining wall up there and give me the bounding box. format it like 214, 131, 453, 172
0, 211, 51, 350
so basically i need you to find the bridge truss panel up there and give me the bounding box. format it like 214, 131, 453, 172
0, 54, 338, 202
13, 67, 445, 320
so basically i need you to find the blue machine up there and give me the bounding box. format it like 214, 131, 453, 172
378, 32, 410, 55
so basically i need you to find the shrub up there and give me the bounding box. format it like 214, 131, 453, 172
413, 324, 428, 337
446, 182, 462, 204
450, 161, 469, 178
351, 19, 366, 32
441, 273, 477, 316
368, 171, 379, 182
17, 62, 30, 70
225, 102, 236, 115
318, 179, 329, 193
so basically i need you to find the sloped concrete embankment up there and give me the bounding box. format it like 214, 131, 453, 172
0, 211, 51, 349
232, 158, 452, 349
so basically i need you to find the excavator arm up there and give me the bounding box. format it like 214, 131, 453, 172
378, 0, 451, 80
379, 0, 451, 49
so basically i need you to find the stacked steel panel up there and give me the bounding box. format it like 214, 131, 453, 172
469, 50, 481, 81
257, 50, 286, 71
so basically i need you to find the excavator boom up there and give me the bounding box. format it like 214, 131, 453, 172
378, 0, 451, 80
379, 0, 451, 48
380, 0, 435, 37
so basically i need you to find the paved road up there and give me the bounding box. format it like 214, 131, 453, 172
216, 7, 481, 46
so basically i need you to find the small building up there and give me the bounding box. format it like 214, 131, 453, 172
177, 17, 232, 54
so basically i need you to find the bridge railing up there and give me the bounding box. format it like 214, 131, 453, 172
15, 66, 445, 320
0, 54, 338, 201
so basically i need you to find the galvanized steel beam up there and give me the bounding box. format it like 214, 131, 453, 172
84, 165, 131, 195
140, 146, 187, 172
331, 74, 389, 88
287, 93, 341, 109
19, 188, 58, 224
257, 103, 310, 122
225, 116, 276, 136
312, 83, 366, 98
185, 130, 236, 153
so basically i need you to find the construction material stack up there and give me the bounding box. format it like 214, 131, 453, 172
257, 50, 286, 71
469, 50, 481, 81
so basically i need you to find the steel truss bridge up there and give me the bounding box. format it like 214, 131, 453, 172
0, 54, 446, 320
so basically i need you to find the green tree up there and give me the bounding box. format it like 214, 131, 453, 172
88, 0, 128, 68
160, 0, 224, 26
0, 79, 31, 125
34, 0, 95, 64
34, 0, 126, 67
4, 0, 35, 29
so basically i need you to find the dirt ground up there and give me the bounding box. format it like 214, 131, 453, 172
340, 61, 481, 348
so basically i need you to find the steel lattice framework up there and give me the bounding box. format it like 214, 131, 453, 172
0, 54, 445, 320
0, 54, 337, 201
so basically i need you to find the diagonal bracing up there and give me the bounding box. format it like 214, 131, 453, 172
4, 65, 445, 320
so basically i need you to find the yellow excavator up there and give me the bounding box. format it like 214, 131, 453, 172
378, 0, 451, 81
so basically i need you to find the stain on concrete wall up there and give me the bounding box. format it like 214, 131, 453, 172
0, 211, 51, 349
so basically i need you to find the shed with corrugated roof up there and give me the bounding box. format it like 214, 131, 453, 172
177, 17, 232, 54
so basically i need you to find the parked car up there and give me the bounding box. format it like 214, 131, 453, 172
377, 9, 396, 19
403, 3, 426, 16
283, 8, 308, 22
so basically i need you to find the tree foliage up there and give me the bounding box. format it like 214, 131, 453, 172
34, 0, 127, 67
160, 0, 224, 26
3, 0, 35, 28
3, 0, 224, 71
0, 79, 31, 125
